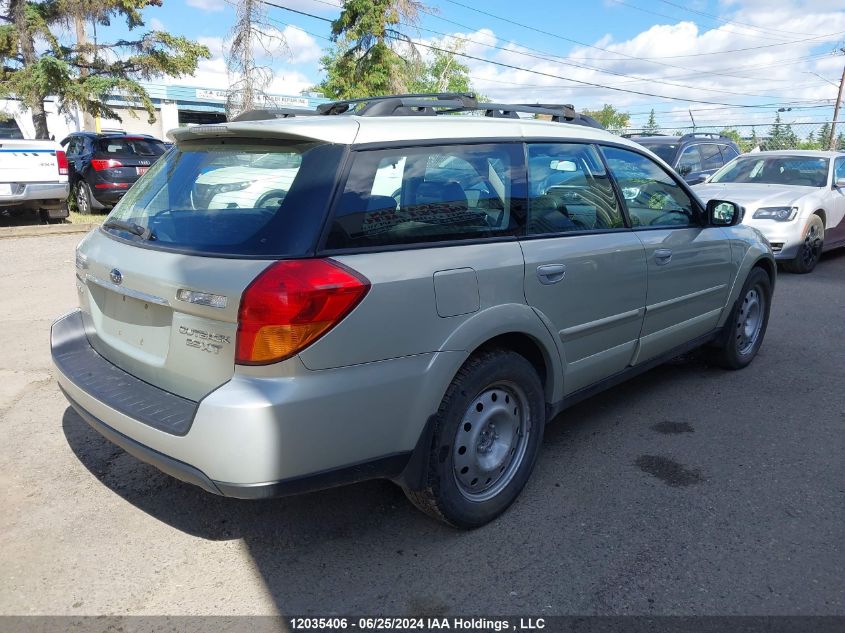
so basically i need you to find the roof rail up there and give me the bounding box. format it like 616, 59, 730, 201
230, 107, 319, 122
621, 132, 669, 138
311, 93, 603, 128
316, 93, 479, 116
679, 132, 730, 142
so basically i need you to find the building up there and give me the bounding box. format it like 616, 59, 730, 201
0, 82, 330, 140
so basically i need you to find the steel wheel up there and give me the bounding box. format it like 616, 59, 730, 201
735, 285, 765, 356
453, 381, 531, 502
75, 182, 91, 215
800, 222, 822, 269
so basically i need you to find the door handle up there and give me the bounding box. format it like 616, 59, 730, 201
654, 249, 673, 265
537, 263, 566, 284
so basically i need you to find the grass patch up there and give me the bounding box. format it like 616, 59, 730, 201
68, 211, 106, 225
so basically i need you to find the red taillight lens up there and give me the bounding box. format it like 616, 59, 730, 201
236, 259, 370, 365
91, 158, 123, 171
56, 150, 68, 176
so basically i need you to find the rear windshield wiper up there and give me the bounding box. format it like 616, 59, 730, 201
103, 219, 156, 241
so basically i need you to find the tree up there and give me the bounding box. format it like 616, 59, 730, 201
837, 133, 845, 151
581, 104, 630, 133
226, 0, 286, 118
319, 0, 423, 99
643, 108, 659, 134
767, 112, 787, 150
817, 122, 832, 149
0, 0, 209, 138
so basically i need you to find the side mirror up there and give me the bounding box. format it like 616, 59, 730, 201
686, 173, 708, 186
834, 176, 845, 188
707, 199, 743, 226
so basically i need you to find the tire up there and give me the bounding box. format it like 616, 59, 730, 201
707, 267, 772, 370
403, 348, 546, 528
782, 214, 824, 274
74, 181, 93, 215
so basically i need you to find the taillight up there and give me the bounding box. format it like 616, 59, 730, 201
236, 259, 370, 365
91, 158, 123, 171
56, 150, 68, 176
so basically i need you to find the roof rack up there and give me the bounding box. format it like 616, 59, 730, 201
621, 132, 669, 138
313, 93, 603, 128
230, 107, 319, 122
679, 132, 731, 142
231, 93, 604, 129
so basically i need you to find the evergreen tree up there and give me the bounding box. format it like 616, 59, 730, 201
817, 122, 832, 149
643, 108, 659, 134
319, 0, 423, 99
767, 112, 788, 150
0, 0, 209, 138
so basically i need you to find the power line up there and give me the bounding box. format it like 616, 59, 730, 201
440, 0, 845, 62
653, 0, 820, 38
260, 0, 838, 111
606, 0, 795, 43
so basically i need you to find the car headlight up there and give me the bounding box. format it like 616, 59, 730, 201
753, 206, 798, 221
215, 181, 250, 194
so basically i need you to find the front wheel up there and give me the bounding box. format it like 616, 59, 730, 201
783, 214, 824, 274
403, 349, 546, 528
707, 267, 772, 370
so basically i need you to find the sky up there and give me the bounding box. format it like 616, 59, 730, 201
125, 0, 845, 129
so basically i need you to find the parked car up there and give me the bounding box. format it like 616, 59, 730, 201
0, 138, 68, 223
51, 95, 775, 528
625, 133, 741, 184
60, 132, 168, 214
694, 150, 845, 274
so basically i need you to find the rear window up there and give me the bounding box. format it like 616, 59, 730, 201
103, 140, 345, 257
97, 137, 166, 156
325, 143, 524, 250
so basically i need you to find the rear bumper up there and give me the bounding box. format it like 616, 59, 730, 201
0, 182, 68, 210
51, 310, 447, 497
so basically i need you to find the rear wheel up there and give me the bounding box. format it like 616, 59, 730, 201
707, 267, 771, 369
74, 181, 93, 215
783, 214, 823, 274
403, 349, 545, 528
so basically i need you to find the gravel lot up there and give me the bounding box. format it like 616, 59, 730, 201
1, 233, 842, 616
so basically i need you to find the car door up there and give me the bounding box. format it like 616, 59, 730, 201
521, 142, 647, 396
601, 145, 733, 364
827, 156, 845, 246
62, 136, 81, 182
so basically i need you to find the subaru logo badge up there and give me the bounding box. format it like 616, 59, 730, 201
110, 268, 123, 285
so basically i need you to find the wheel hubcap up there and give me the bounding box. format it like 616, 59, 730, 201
453, 382, 531, 502
77, 186, 88, 212
801, 224, 822, 267
735, 286, 765, 356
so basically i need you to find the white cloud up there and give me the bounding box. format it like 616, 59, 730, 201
148, 17, 165, 31
403, 0, 845, 130
185, 0, 225, 13
282, 25, 322, 64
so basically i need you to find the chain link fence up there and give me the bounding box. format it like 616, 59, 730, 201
619, 121, 845, 152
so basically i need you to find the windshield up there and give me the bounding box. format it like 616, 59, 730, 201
637, 142, 677, 164
710, 156, 829, 187
102, 140, 341, 257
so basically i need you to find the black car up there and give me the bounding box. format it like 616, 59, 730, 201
623, 133, 741, 184
60, 132, 168, 213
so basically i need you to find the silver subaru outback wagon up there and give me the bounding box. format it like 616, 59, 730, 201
51, 95, 775, 528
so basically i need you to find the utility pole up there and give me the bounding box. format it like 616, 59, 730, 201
829, 49, 845, 150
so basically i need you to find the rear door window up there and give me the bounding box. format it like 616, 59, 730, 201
324, 143, 524, 250
699, 144, 724, 171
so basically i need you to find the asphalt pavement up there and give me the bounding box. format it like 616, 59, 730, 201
1, 234, 842, 616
